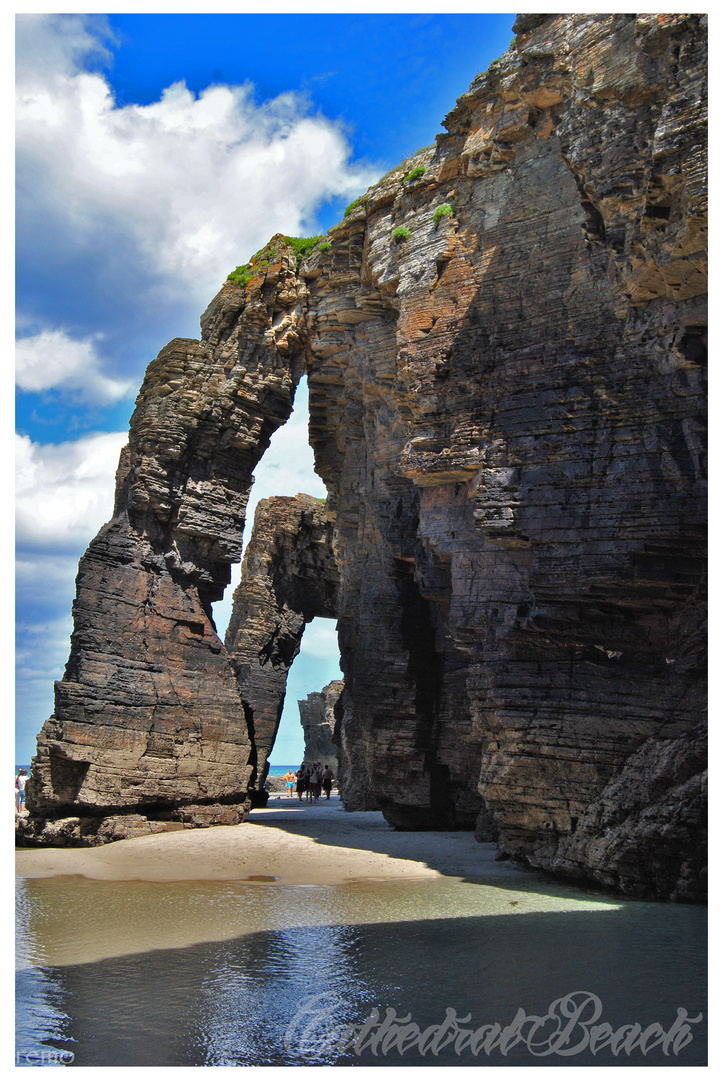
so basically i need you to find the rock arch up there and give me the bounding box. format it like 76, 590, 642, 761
224, 493, 339, 794
24, 238, 313, 836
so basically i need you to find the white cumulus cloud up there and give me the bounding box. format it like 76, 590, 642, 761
16, 430, 128, 551
14, 14, 361, 764
16, 329, 136, 404
300, 619, 342, 662
16, 13, 379, 318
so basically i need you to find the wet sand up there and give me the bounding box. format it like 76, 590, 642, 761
16, 794, 524, 887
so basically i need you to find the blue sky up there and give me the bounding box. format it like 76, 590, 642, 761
15, 10, 517, 768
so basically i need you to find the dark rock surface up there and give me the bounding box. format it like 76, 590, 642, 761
23, 15, 707, 899
225, 493, 338, 789
303, 12, 707, 895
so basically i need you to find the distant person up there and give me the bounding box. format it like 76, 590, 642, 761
309, 766, 321, 803
321, 766, 333, 800
296, 768, 307, 801
15, 768, 27, 812
283, 769, 295, 797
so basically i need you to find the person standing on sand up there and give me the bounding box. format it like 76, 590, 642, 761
16, 768, 27, 812
308, 766, 320, 803
321, 766, 333, 800
283, 769, 295, 797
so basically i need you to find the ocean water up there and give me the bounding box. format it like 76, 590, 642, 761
16, 868, 706, 1067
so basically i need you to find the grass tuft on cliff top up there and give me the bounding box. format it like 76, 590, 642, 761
284, 235, 324, 267
228, 236, 324, 285
344, 196, 367, 217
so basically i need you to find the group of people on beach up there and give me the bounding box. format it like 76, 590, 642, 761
283, 763, 334, 802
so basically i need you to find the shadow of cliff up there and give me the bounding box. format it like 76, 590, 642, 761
247, 798, 605, 901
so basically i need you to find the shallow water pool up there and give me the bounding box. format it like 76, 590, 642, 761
15, 872, 706, 1067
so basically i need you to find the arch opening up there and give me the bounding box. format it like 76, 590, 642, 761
217, 374, 342, 796
268, 617, 343, 769
211, 375, 326, 639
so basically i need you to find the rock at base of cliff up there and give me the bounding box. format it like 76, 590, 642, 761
15, 801, 252, 847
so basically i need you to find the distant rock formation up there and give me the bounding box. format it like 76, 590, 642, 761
298, 680, 343, 770
225, 494, 338, 791
23, 14, 707, 900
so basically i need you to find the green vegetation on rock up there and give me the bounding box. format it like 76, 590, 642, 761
380, 147, 435, 184
227, 264, 253, 288
283, 235, 324, 267
226, 235, 323, 287
392, 225, 411, 244
254, 243, 276, 262
319, 241, 332, 252
344, 197, 366, 217
433, 203, 454, 226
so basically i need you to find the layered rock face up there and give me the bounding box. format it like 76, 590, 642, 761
303, 12, 707, 897
24, 240, 310, 841
24, 14, 706, 898
225, 494, 338, 789
298, 680, 343, 770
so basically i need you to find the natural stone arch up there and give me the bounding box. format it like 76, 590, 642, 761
21, 16, 707, 902
23, 238, 313, 840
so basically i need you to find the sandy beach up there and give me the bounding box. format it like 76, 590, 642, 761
16, 793, 522, 887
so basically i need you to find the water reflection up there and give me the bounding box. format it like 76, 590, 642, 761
15, 876, 706, 1067
195, 924, 379, 1066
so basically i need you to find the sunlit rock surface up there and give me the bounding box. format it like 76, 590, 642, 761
298, 680, 343, 770
25, 239, 309, 839
303, 12, 707, 897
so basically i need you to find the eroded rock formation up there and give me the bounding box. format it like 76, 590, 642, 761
303, 11, 707, 898
22, 239, 310, 843
24, 14, 707, 899
298, 680, 343, 770
225, 493, 338, 790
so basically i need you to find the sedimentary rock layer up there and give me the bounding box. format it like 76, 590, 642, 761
301, 12, 707, 898
24, 239, 310, 839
